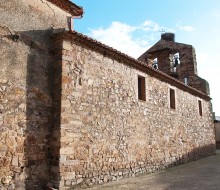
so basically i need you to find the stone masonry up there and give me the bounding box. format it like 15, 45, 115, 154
51, 32, 215, 189
0, 1, 216, 190
0, 0, 75, 189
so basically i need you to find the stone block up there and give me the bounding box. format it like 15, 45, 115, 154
76, 178, 84, 184
11, 156, 19, 167
63, 55, 73, 62
1, 176, 12, 184
63, 172, 76, 180
63, 41, 73, 51
62, 160, 80, 166
60, 147, 75, 155
69, 120, 83, 126
62, 76, 72, 84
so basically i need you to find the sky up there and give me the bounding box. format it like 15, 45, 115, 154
73, 0, 220, 116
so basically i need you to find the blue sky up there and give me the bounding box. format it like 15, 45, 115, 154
74, 0, 220, 116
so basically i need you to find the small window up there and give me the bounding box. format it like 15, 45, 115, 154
138, 76, 146, 101
198, 100, 202, 116
184, 78, 188, 85
170, 88, 176, 109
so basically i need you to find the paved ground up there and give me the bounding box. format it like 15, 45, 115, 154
88, 150, 220, 190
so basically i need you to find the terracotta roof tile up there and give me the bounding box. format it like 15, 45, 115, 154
46, 0, 83, 16
54, 31, 211, 101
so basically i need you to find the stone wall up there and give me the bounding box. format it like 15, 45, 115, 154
0, 0, 71, 189
54, 38, 215, 189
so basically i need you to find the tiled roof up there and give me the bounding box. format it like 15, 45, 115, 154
54, 31, 211, 101
46, 0, 83, 16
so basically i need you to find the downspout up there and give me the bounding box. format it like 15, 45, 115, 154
68, 14, 83, 31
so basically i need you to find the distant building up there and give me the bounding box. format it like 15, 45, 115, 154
214, 116, 220, 149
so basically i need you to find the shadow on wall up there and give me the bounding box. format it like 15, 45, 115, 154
0, 29, 55, 189
49, 35, 63, 189
86, 144, 216, 190
0, 28, 63, 189
162, 144, 219, 189
21, 29, 61, 189
165, 144, 215, 167
141, 144, 217, 190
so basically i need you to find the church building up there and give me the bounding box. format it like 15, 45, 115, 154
0, 0, 215, 189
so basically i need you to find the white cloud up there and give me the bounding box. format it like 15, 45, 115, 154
141, 20, 160, 31
178, 25, 195, 32
88, 20, 170, 58
212, 11, 220, 17
176, 22, 195, 32
197, 52, 220, 115
89, 22, 146, 58
196, 53, 208, 68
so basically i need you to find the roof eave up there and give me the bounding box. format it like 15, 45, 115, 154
46, 0, 84, 16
